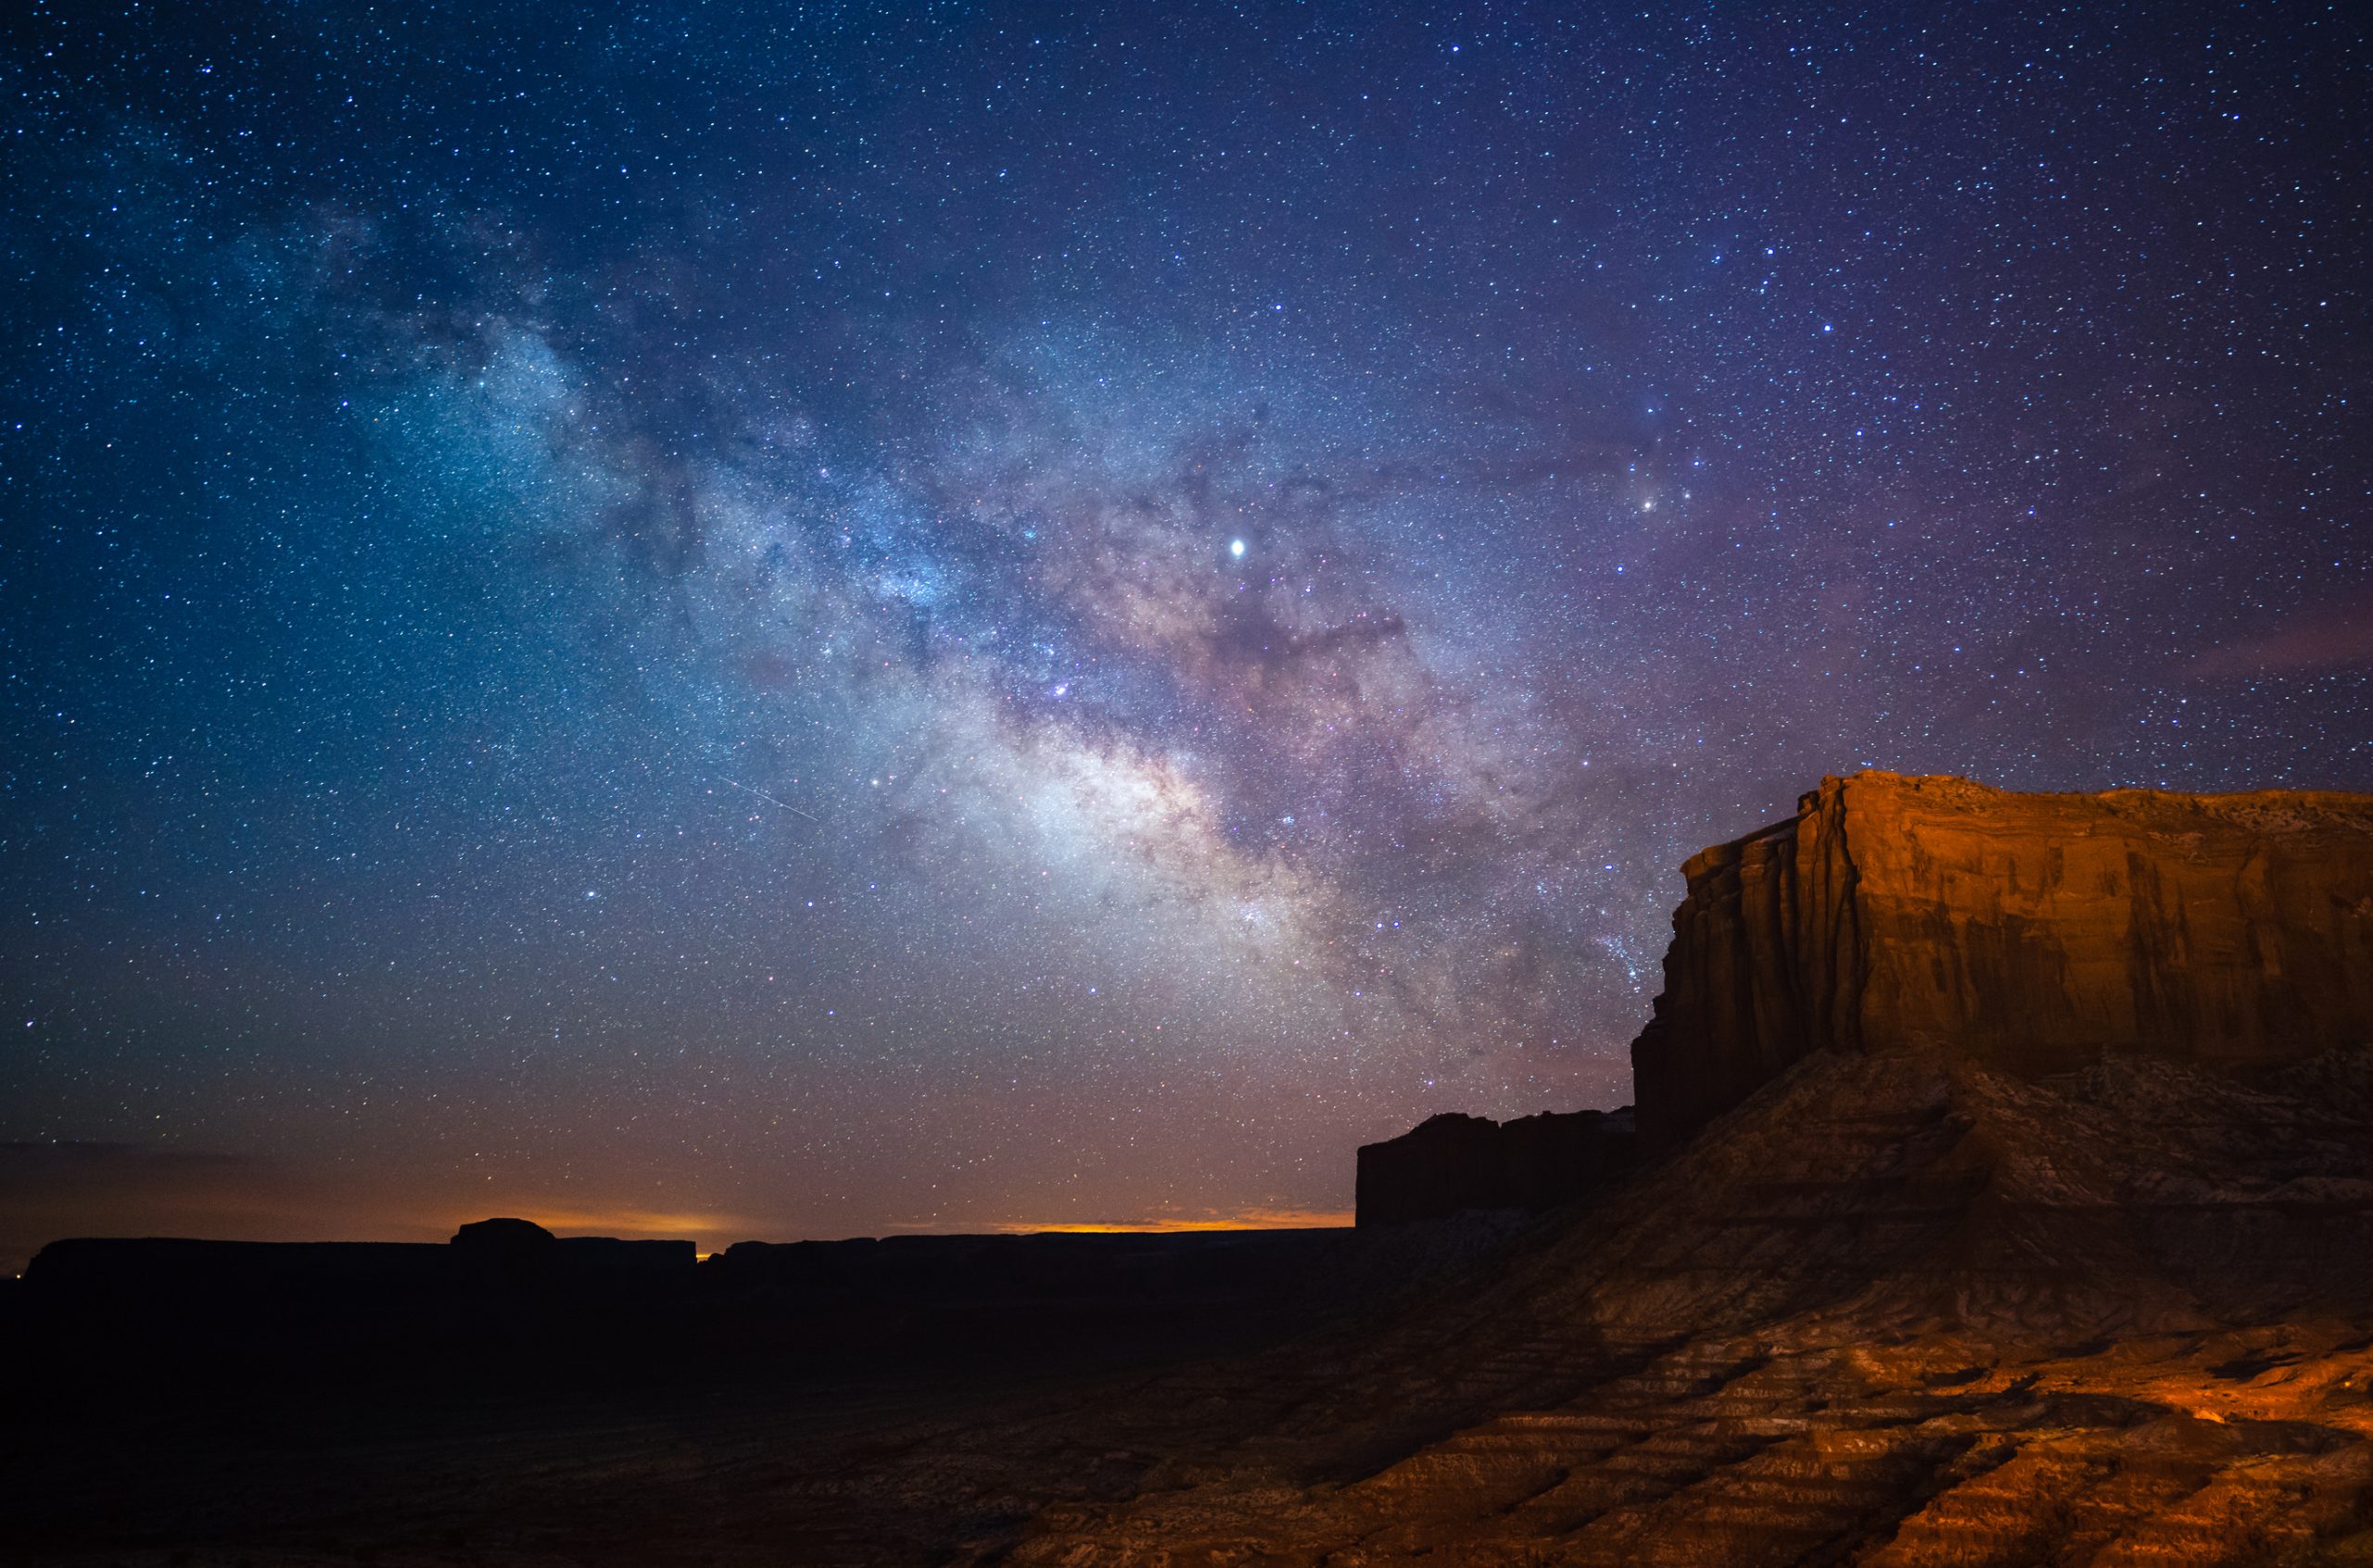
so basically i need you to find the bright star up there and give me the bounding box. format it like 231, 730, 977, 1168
1229, 538, 1246, 558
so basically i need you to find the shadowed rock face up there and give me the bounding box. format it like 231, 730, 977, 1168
1356, 1106, 1637, 1225
1631, 772, 2373, 1153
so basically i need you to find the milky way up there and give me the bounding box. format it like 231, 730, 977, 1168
3, 3, 2367, 1260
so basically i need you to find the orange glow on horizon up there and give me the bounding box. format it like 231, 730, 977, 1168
467, 1207, 755, 1244
983, 1207, 1354, 1235
448, 1204, 1357, 1247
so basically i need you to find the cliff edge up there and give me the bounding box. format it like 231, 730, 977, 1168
1631, 770, 2373, 1152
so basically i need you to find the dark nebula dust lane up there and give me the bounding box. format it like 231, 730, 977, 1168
2, 2, 2367, 1263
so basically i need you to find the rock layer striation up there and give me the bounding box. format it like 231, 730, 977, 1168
1631, 771, 2373, 1152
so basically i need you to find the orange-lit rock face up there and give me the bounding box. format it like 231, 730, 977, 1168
1632, 773, 2373, 1152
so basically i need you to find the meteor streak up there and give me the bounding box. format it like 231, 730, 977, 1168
719, 778, 819, 821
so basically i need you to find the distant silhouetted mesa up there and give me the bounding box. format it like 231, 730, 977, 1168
24, 1236, 450, 1316
712, 1228, 1353, 1312
24, 1217, 697, 1319
1355, 1106, 1636, 1226
450, 1215, 695, 1289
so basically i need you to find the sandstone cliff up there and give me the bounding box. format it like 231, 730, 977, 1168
1631, 771, 2373, 1152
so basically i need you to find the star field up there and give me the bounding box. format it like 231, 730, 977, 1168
2, 2, 2367, 1259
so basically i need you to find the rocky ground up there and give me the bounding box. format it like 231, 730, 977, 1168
1004, 1047, 2373, 1565
12, 1046, 2373, 1565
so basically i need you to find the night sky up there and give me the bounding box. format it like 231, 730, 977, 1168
4, 3, 2367, 1266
